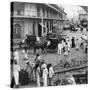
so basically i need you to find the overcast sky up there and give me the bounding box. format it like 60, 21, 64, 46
59, 4, 86, 19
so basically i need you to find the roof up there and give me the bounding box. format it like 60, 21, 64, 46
49, 4, 67, 15
12, 2, 67, 15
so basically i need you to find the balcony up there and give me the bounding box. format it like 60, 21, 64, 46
11, 10, 63, 20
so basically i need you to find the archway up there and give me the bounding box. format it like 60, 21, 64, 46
13, 24, 21, 39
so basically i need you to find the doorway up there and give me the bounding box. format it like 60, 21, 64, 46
33, 22, 35, 35
13, 24, 21, 39
38, 22, 42, 37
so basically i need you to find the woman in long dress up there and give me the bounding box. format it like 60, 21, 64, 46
13, 60, 20, 88
41, 60, 48, 87
75, 39, 79, 50
71, 37, 75, 48
36, 62, 41, 87
48, 63, 54, 86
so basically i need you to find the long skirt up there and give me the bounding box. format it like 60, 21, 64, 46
13, 73, 19, 85
43, 76, 48, 87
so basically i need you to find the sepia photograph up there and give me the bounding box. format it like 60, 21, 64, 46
10, 1, 88, 88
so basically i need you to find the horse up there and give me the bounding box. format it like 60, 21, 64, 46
24, 37, 50, 54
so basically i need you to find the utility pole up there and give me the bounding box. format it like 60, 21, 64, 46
41, 14, 43, 37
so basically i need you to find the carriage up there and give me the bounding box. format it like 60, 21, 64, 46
47, 33, 66, 49
18, 33, 66, 54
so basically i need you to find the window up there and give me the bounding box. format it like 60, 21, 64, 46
13, 24, 21, 39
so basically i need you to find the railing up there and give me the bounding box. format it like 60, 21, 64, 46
11, 10, 63, 20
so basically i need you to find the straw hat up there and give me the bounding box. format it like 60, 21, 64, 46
41, 63, 47, 69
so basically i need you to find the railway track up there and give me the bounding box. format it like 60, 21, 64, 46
54, 64, 87, 74
52, 64, 88, 85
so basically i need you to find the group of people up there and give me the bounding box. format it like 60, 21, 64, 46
58, 36, 83, 55
11, 51, 54, 88
11, 51, 20, 88
31, 53, 54, 87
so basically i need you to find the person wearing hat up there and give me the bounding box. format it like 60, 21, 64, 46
48, 63, 54, 86
35, 60, 41, 87
65, 73, 76, 85
24, 49, 28, 60
58, 41, 63, 55
25, 61, 33, 82
64, 42, 69, 56
33, 53, 41, 82
13, 60, 20, 88
71, 37, 75, 48
35, 53, 41, 61
75, 38, 79, 50
41, 60, 48, 87
66, 37, 71, 52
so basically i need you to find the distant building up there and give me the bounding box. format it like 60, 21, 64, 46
79, 14, 88, 27
78, 7, 88, 28
11, 2, 67, 40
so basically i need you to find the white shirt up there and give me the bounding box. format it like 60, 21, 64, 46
67, 77, 76, 85
67, 40, 71, 46
41, 64, 48, 78
62, 41, 66, 47
58, 43, 63, 49
49, 66, 54, 78
22, 39, 25, 43
36, 37, 40, 42
47, 41, 51, 46
42, 68, 48, 78
14, 51, 19, 62
82, 34, 88, 40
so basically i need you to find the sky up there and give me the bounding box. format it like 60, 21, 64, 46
59, 4, 86, 19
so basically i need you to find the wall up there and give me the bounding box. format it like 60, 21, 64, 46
13, 2, 24, 15
13, 19, 24, 39
24, 3, 37, 17
24, 20, 33, 36
34, 22, 38, 36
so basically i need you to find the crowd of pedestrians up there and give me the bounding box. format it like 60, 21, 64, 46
11, 26, 88, 88
11, 52, 55, 88
58, 29, 88, 56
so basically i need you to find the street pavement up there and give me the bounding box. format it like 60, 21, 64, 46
17, 48, 87, 70
12, 30, 88, 88
17, 30, 87, 69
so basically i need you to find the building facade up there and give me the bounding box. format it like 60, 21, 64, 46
11, 2, 67, 40
79, 14, 88, 27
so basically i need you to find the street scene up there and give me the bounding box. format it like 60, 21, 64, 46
10, 2, 88, 88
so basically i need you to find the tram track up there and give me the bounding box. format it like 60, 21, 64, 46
54, 64, 87, 74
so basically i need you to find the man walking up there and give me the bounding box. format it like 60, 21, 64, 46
58, 41, 63, 54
